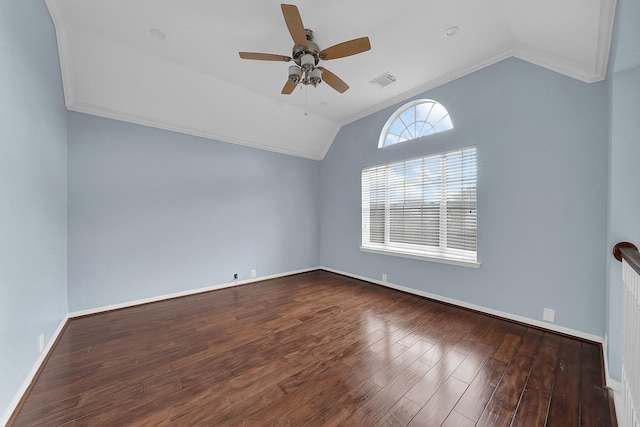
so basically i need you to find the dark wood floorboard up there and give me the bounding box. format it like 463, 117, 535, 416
9, 270, 614, 426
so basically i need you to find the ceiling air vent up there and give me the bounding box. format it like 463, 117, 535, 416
370, 72, 396, 88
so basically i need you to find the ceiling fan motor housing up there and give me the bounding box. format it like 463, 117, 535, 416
290, 30, 321, 85
292, 35, 320, 66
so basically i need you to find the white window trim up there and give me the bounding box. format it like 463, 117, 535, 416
360, 245, 481, 268
361, 146, 478, 268
378, 99, 453, 148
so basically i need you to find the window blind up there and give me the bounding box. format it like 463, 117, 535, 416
362, 146, 477, 264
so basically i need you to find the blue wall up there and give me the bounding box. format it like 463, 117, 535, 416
0, 0, 68, 416
320, 57, 609, 337
605, 0, 640, 381
67, 112, 320, 312
607, 65, 640, 381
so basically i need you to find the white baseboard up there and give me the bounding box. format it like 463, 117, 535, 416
602, 336, 628, 427
603, 334, 611, 384
320, 266, 604, 344
68, 267, 320, 318
608, 378, 630, 427
1, 316, 69, 426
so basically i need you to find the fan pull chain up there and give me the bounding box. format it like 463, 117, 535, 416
304, 85, 309, 117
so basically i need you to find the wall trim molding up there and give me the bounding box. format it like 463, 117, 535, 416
68, 267, 320, 318
1, 316, 69, 426
320, 266, 604, 344
607, 378, 628, 427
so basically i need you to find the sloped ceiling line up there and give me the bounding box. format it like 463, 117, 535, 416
45, 0, 617, 160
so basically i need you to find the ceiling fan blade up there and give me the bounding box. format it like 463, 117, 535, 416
239, 52, 292, 62
319, 37, 371, 60
318, 67, 349, 93
281, 79, 298, 95
281, 4, 308, 49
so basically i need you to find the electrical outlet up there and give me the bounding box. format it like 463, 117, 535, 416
543, 308, 555, 322
38, 333, 44, 354
233, 273, 238, 280
251, 269, 256, 278
382, 273, 387, 284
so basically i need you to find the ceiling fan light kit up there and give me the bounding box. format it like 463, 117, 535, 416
288, 65, 302, 83
239, 4, 371, 95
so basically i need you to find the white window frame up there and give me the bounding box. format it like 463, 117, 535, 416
378, 99, 454, 148
361, 146, 479, 268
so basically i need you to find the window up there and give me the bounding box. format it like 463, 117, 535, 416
361, 146, 478, 267
379, 99, 453, 148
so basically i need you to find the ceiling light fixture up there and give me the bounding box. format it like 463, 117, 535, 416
444, 26, 459, 38
239, 5, 371, 95
286, 29, 323, 88
288, 65, 302, 83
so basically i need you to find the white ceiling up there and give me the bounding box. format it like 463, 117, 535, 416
45, 0, 617, 160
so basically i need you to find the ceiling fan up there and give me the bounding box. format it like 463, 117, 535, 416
239, 4, 371, 95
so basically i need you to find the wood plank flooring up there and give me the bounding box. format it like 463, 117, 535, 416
9, 270, 615, 426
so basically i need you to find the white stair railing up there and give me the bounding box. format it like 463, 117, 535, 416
617, 241, 640, 427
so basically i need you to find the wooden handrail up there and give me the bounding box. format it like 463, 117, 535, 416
613, 241, 640, 276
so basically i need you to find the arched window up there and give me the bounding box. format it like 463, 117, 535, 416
379, 99, 453, 148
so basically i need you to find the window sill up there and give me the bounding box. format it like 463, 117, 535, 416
360, 246, 481, 268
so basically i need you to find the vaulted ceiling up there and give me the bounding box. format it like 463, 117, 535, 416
45, 0, 617, 160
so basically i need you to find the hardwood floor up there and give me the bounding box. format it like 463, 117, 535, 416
9, 270, 615, 426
